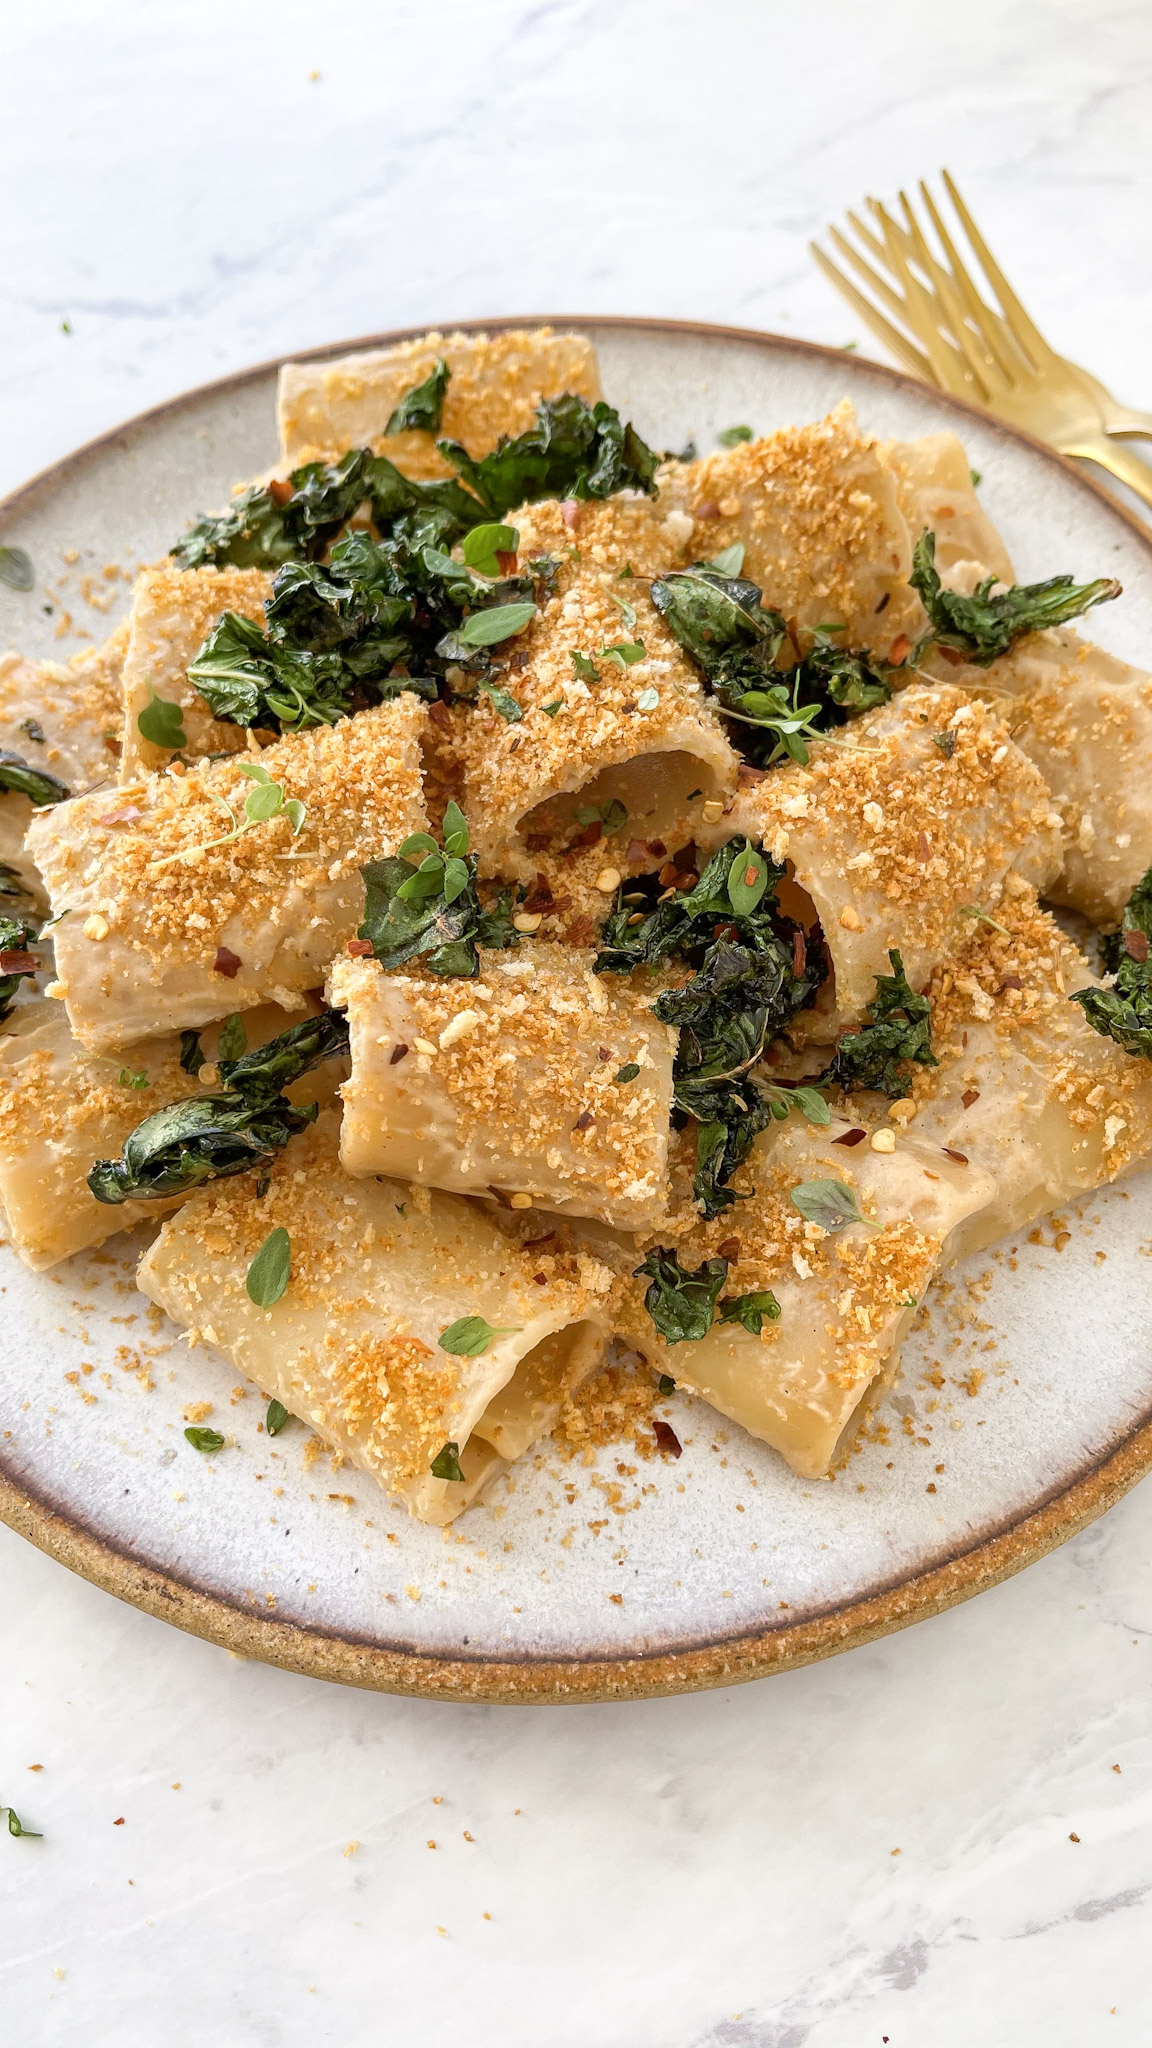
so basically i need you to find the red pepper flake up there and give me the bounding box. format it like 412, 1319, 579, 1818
0, 949, 38, 973
522, 874, 556, 913
626, 838, 650, 865
646, 839, 667, 860
999, 973, 1023, 991
522, 1233, 557, 1250
389, 1043, 409, 1065
597, 1046, 612, 1061
792, 930, 807, 977
693, 501, 721, 521
961, 1089, 980, 1109
345, 937, 374, 957
652, 1419, 682, 1458
737, 764, 767, 785
874, 592, 890, 615
104, 733, 122, 756
716, 1237, 741, 1260
560, 499, 580, 529
507, 649, 530, 672
525, 832, 552, 854
677, 871, 699, 892
938, 646, 964, 667
943, 1147, 969, 1165
213, 946, 242, 978
917, 832, 932, 863
572, 1110, 595, 1132
565, 915, 595, 945
532, 1272, 548, 1285
1123, 929, 1149, 963
113, 1816, 125, 1826
97, 804, 143, 827
833, 1128, 867, 1147
889, 633, 911, 664
496, 549, 519, 576
267, 478, 294, 506
571, 821, 602, 849
427, 700, 453, 732
658, 862, 678, 887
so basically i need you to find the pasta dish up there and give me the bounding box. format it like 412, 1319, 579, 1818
2, 325, 1150, 1528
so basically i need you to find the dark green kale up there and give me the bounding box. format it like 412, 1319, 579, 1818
0, 917, 40, 1023
186, 530, 545, 734
171, 447, 488, 572
909, 529, 1121, 666
437, 395, 659, 519
821, 949, 937, 1098
718, 1288, 781, 1334
1071, 864, 1152, 1060
599, 839, 824, 1218
0, 751, 71, 807
87, 1009, 349, 1204
649, 567, 903, 767
633, 1249, 730, 1345
358, 801, 518, 978
0, 863, 34, 904
385, 358, 449, 436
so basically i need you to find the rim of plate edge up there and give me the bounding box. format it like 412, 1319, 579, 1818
2, 316, 1151, 1704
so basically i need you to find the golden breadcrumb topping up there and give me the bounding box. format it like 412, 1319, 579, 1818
659, 401, 920, 648
278, 327, 601, 474
121, 562, 273, 772
29, 696, 427, 968
0, 624, 127, 790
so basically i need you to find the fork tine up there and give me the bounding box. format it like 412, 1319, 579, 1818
809, 242, 934, 380
870, 202, 985, 401
828, 225, 911, 327
896, 187, 1013, 395
916, 179, 1028, 381
892, 186, 1016, 388
941, 168, 1055, 366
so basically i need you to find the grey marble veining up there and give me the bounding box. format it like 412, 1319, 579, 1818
1, 4, 1151, 2044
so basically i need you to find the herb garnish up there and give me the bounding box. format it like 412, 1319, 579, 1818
185, 1426, 226, 1454
1071, 863, 1152, 1060
0, 751, 71, 807
790, 1178, 875, 1232
598, 839, 824, 1217
1, 1804, 41, 1838
0, 546, 35, 593
821, 950, 937, 1098
438, 1316, 522, 1357
246, 1226, 291, 1307
430, 1440, 465, 1480
265, 1398, 292, 1436
909, 529, 1120, 666
717, 425, 753, 446
461, 522, 519, 576
136, 686, 187, 752
436, 394, 659, 519
385, 358, 449, 436
718, 1288, 781, 1333
358, 802, 517, 977
0, 917, 40, 1023
633, 1249, 729, 1344
88, 1008, 349, 1204
152, 763, 305, 868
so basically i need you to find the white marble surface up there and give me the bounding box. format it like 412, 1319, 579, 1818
2, 3, 1151, 2042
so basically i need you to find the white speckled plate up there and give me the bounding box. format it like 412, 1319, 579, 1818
2, 320, 1152, 1702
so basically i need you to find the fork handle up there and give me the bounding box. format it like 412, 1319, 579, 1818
1100, 407, 1152, 444
1063, 432, 1152, 514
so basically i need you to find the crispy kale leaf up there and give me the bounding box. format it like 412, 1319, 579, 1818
1071, 863, 1152, 1059
599, 839, 824, 1218
633, 1249, 730, 1345
649, 566, 899, 766
358, 805, 518, 978
437, 395, 659, 519
171, 447, 488, 572
0, 916, 40, 1024
909, 529, 1121, 666
186, 530, 545, 733
0, 750, 71, 807
385, 358, 449, 436
87, 1009, 349, 1204
821, 949, 937, 1098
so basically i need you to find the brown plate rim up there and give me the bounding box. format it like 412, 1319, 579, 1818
3, 314, 1152, 1703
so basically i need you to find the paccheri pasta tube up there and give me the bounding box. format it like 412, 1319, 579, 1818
899, 881, 1152, 1255
452, 495, 739, 879
118, 564, 272, 779
277, 327, 602, 475
715, 684, 1062, 1031
0, 627, 128, 906
622, 1116, 995, 1480
0, 999, 342, 1270
27, 696, 428, 1052
879, 432, 1014, 590
328, 943, 677, 1231
137, 1123, 614, 1524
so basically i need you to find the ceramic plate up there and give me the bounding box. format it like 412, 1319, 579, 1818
3, 319, 1152, 1703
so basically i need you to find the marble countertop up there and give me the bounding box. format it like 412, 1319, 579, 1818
2, 4, 1151, 2042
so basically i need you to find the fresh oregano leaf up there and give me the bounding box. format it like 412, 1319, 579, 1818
438, 1315, 522, 1357
0, 547, 35, 593
790, 1178, 875, 1232
727, 847, 770, 915
136, 685, 187, 751
184, 1426, 226, 1453
462, 523, 519, 576
265, 1398, 292, 1436
454, 602, 537, 648
430, 1440, 464, 1481
1, 1804, 42, 1838
246, 1226, 291, 1308
717, 425, 753, 446
718, 1289, 781, 1334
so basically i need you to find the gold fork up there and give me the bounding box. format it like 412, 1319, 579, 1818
812, 169, 1152, 514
